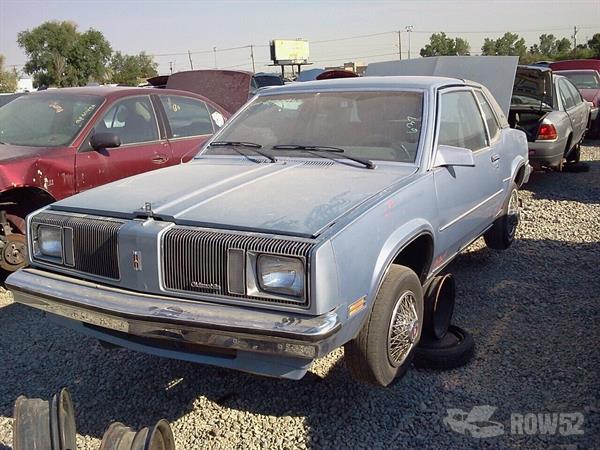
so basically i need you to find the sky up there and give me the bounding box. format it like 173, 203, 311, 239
1, 0, 599, 77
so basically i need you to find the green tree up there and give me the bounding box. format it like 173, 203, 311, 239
481, 32, 527, 57
0, 55, 19, 93
420, 32, 471, 57
587, 33, 600, 57
529, 34, 571, 57
17, 21, 111, 87
108, 51, 158, 86
555, 37, 571, 54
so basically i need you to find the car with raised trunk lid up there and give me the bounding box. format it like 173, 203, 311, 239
7, 76, 530, 386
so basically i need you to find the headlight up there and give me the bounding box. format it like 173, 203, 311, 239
34, 224, 62, 260
257, 255, 305, 297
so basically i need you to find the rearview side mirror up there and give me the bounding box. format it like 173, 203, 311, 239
433, 145, 475, 168
90, 132, 121, 151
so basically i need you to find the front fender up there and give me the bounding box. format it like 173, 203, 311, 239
370, 219, 434, 298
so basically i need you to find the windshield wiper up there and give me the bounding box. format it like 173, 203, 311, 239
272, 144, 375, 169
208, 141, 277, 163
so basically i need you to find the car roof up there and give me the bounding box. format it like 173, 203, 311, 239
29, 86, 223, 108
257, 76, 467, 95
550, 59, 600, 70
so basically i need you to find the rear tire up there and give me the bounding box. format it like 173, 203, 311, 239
345, 265, 423, 387
484, 182, 519, 250
566, 143, 581, 164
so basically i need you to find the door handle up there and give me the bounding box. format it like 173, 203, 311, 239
152, 154, 168, 164
491, 154, 500, 163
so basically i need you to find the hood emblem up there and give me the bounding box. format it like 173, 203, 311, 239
143, 202, 154, 217
132, 251, 142, 271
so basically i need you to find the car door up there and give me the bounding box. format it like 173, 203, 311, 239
75, 95, 171, 192
432, 88, 503, 264
158, 95, 224, 162
559, 78, 587, 144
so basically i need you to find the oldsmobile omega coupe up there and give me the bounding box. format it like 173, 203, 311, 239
7, 77, 530, 386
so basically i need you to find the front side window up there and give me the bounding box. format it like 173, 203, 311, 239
475, 91, 500, 141
94, 96, 158, 145
0, 93, 103, 147
558, 79, 576, 110
438, 90, 487, 151
564, 79, 583, 105
160, 96, 214, 138
203, 91, 424, 163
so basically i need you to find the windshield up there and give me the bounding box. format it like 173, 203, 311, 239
202, 91, 424, 163
0, 93, 103, 147
556, 70, 600, 90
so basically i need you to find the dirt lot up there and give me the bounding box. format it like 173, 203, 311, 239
1, 143, 598, 449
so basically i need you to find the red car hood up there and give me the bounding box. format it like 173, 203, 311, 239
580, 88, 600, 105
166, 70, 252, 114
0, 143, 56, 164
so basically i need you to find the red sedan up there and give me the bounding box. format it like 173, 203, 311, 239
0, 86, 229, 272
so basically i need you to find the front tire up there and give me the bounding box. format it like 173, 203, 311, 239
484, 182, 520, 250
345, 265, 423, 387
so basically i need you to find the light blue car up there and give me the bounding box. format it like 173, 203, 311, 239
7, 76, 530, 386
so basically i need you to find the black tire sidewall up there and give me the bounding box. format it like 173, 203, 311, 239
414, 325, 475, 370
365, 266, 424, 386
484, 182, 519, 250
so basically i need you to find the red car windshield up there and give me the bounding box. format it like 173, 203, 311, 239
556, 70, 600, 90
0, 93, 103, 147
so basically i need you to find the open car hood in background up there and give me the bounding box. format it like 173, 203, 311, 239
366, 56, 519, 117
166, 70, 253, 114
513, 66, 554, 109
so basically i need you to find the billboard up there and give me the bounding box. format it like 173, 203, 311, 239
270, 39, 310, 64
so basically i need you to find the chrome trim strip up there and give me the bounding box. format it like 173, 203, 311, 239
6, 268, 340, 358
439, 189, 503, 232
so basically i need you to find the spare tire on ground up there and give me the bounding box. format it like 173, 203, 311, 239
413, 325, 474, 370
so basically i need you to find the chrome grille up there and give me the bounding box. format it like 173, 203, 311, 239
162, 227, 315, 306
31, 213, 124, 279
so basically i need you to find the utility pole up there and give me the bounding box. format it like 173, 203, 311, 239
250, 44, 256, 73
405, 25, 414, 59
187, 50, 194, 70
169, 61, 173, 75
397, 30, 402, 60
213, 47, 217, 69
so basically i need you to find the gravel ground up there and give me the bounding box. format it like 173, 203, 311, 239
1, 143, 598, 449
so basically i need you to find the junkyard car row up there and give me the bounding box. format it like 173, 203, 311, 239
0, 57, 597, 388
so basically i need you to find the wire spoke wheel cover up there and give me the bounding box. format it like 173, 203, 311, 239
506, 188, 520, 239
387, 290, 420, 367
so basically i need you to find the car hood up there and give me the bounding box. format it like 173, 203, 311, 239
513, 66, 554, 109
166, 70, 252, 114
580, 88, 600, 105
0, 143, 55, 164
52, 156, 418, 237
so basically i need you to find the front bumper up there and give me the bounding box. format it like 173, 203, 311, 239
7, 268, 341, 363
